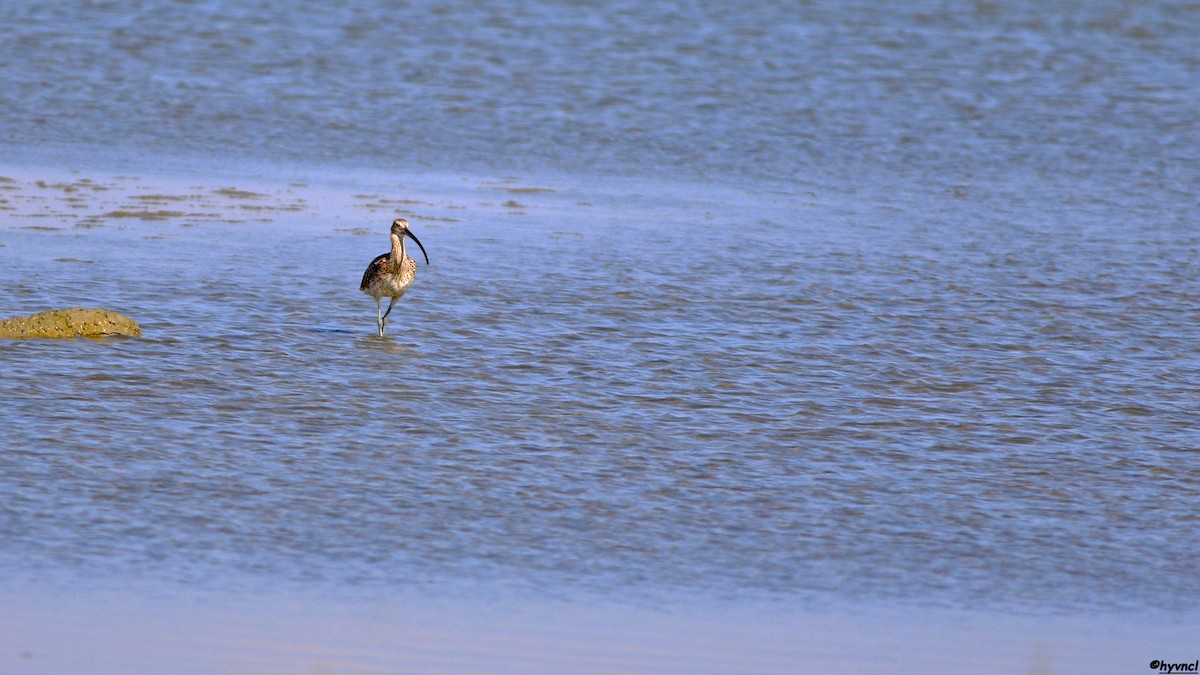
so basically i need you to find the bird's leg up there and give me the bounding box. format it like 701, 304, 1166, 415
375, 298, 385, 337
381, 296, 399, 335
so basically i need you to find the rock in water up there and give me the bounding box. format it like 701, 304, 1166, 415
0, 307, 142, 338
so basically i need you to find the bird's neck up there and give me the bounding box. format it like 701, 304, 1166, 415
390, 233, 407, 264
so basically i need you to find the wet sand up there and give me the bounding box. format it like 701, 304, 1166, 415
0, 167, 452, 230
2, 587, 1194, 674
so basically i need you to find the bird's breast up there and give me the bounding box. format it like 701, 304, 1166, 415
361, 256, 417, 297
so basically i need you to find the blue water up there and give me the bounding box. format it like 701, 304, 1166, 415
1, 0, 1197, 641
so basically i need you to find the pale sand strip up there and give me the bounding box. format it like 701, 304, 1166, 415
1, 589, 1195, 674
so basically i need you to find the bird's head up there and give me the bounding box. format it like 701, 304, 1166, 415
390, 218, 429, 265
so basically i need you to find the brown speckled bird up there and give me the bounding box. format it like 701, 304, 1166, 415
359, 218, 430, 337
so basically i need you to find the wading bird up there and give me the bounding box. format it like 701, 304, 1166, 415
359, 218, 429, 337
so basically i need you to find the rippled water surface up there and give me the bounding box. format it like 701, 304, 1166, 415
0, 0, 1198, 670
2, 0, 1197, 188
1, 167, 1195, 612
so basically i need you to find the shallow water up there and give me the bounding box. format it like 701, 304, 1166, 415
1, 167, 1196, 613
0, 0, 1198, 670
2, 0, 1197, 190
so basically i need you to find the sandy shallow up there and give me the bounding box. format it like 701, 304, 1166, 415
1, 587, 1195, 674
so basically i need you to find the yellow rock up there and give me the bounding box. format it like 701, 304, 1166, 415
0, 307, 142, 338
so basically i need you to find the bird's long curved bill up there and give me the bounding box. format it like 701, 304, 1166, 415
406, 229, 430, 265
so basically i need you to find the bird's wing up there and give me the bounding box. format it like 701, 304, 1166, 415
359, 252, 389, 291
